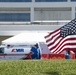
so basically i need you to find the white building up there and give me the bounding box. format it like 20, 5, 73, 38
0, 0, 76, 42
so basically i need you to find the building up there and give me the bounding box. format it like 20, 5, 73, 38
0, 0, 76, 43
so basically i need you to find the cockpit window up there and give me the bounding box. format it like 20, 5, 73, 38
0, 48, 4, 53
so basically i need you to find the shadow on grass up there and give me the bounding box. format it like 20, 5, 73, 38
41, 72, 59, 75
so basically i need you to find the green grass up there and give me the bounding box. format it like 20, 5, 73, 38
0, 59, 76, 75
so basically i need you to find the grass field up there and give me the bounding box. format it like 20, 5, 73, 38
0, 59, 76, 75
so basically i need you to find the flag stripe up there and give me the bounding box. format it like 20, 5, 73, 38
52, 36, 76, 53
57, 46, 76, 54
55, 42, 76, 54
45, 30, 76, 54
45, 28, 60, 42
45, 29, 61, 46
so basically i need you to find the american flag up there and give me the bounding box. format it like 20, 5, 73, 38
45, 18, 76, 54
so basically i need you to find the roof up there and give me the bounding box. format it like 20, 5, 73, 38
2, 32, 48, 45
